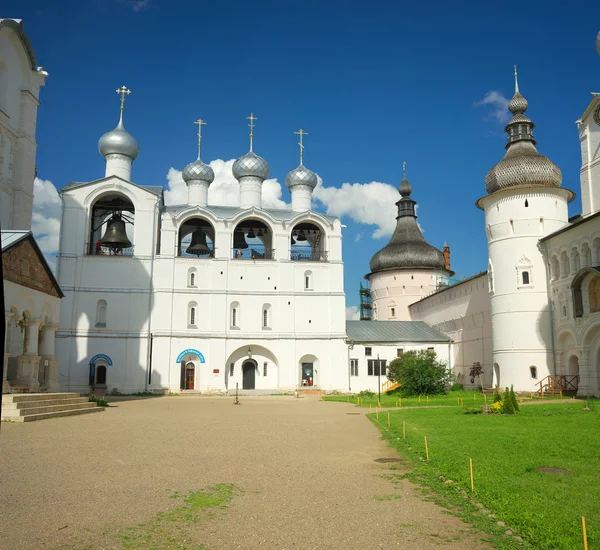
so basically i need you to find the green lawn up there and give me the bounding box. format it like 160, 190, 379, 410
367, 402, 599, 549
323, 390, 562, 409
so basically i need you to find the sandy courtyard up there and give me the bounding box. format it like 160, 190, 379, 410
0, 395, 490, 549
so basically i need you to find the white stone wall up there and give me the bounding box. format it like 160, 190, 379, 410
409, 273, 492, 388
0, 23, 47, 231
578, 96, 600, 216
370, 270, 442, 321
347, 342, 451, 394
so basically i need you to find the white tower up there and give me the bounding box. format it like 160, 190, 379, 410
576, 93, 600, 216
286, 128, 318, 212
232, 113, 269, 208
98, 86, 139, 181
477, 68, 575, 391
367, 164, 452, 320
182, 118, 214, 206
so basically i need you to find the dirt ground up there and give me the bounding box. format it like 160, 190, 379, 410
0, 396, 491, 549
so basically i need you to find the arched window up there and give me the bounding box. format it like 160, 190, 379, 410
188, 267, 197, 287
96, 300, 107, 327
522, 271, 530, 285
178, 217, 215, 257
188, 301, 198, 327
291, 222, 326, 262
304, 270, 313, 291
231, 301, 240, 328
550, 255, 559, 281
89, 193, 135, 256
529, 366, 537, 379
262, 304, 271, 329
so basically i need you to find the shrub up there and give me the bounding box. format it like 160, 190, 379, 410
490, 401, 502, 414
451, 382, 464, 391
461, 405, 483, 415
89, 396, 109, 407
493, 389, 502, 403
387, 349, 451, 396
509, 385, 520, 412
358, 390, 375, 398
501, 386, 518, 414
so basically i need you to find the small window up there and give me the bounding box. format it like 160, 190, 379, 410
229, 363, 234, 377
96, 299, 107, 327
562, 305, 567, 317
397, 348, 404, 358
232, 308, 237, 327
350, 359, 358, 376
427, 347, 434, 351
522, 271, 530, 285
190, 307, 196, 325
524, 199, 529, 207
263, 362, 268, 377
304, 270, 313, 290
190, 272, 195, 286
530, 366, 537, 379
263, 309, 268, 328
391, 307, 395, 318
365, 347, 372, 357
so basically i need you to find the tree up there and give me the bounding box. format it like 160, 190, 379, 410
387, 349, 452, 396
469, 362, 485, 391
501, 386, 519, 414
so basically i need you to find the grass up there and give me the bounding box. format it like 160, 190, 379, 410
369, 402, 599, 549
324, 389, 572, 409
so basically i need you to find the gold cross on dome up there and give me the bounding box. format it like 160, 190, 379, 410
247, 113, 257, 152
116, 86, 131, 111
193, 119, 207, 160
403, 161, 407, 177
294, 128, 308, 165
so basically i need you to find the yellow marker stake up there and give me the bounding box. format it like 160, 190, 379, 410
424, 436, 429, 460
388, 411, 390, 427
474, 393, 476, 401
560, 390, 563, 399
582, 516, 588, 550
402, 420, 406, 439
426, 395, 429, 403
419, 395, 421, 403
469, 458, 474, 493
530, 392, 533, 399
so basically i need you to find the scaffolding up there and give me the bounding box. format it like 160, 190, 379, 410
359, 281, 372, 320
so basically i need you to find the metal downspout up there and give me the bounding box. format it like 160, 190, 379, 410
144, 198, 159, 391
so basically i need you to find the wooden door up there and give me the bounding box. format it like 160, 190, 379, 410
185, 365, 195, 390
242, 362, 255, 390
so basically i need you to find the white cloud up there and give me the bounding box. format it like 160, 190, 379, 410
354, 233, 362, 243
32, 177, 62, 272
131, 0, 151, 11
346, 306, 360, 320
473, 90, 510, 123
164, 159, 289, 210
313, 179, 398, 239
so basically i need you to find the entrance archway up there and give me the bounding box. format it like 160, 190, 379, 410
568, 355, 580, 376
184, 362, 195, 390
242, 361, 256, 389
299, 354, 320, 387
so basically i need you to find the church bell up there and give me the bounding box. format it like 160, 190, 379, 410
296, 230, 307, 242
233, 231, 248, 249
187, 229, 211, 256
100, 214, 132, 251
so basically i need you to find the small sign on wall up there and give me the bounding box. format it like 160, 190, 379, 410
213, 369, 219, 374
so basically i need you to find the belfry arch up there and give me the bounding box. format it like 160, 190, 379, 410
88, 192, 135, 256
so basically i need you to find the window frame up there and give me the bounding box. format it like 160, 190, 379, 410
367, 359, 387, 376
350, 358, 358, 377
365, 347, 372, 357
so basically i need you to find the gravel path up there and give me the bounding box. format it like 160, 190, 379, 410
0, 396, 490, 549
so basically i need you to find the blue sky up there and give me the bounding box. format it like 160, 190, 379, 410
9, 0, 600, 315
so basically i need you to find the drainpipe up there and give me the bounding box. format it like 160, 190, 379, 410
540, 243, 557, 376
144, 198, 160, 391
347, 340, 353, 392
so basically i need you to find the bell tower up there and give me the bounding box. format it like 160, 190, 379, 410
576, 93, 600, 216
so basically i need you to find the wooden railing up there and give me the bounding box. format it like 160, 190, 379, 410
382, 380, 401, 394
537, 375, 578, 396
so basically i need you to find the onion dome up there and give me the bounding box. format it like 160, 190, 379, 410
232, 151, 270, 180
369, 170, 445, 274
182, 159, 214, 184
484, 70, 562, 194
98, 115, 140, 160
285, 164, 318, 190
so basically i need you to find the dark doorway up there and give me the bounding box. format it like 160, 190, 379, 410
302, 362, 314, 386
242, 361, 256, 390
96, 365, 107, 385
185, 363, 195, 390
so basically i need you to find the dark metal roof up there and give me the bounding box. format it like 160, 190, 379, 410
540, 209, 600, 242
346, 320, 451, 343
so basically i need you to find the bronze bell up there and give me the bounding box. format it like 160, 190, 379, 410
187, 229, 211, 256
100, 215, 132, 252
247, 228, 256, 239
233, 231, 248, 249
296, 230, 307, 242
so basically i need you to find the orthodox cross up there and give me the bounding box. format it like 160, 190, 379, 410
294, 128, 308, 165
193, 119, 207, 160
514, 65, 519, 94
247, 113, 257, 152
116, 86, 131, 112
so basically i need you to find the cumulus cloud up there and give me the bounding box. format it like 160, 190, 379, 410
32, 177, 62, 272
346, 306, 360, 320
164, 159, 288, 210
313, 179, 398, 239
473, 90, 510, 123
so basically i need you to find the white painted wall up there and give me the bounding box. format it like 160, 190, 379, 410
578, 96, 600, 216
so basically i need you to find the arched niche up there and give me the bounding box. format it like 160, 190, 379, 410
299, 354, 320, 387
232, 218, 273, 260
290, 222, 326, 262
571, 267, 600, 318
178, 217, 215, 257
88, 192, 135, 256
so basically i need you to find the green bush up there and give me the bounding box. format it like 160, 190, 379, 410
493, 389, 502, 403
387, 349, 451, 396
501, 386, 519, 414
89, 396, 109, 407
461, 405, 483, 415
450, 382, 464, 391
358, 390, 375, 398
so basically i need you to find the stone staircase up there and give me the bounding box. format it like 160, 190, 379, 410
1, 393, 104, 422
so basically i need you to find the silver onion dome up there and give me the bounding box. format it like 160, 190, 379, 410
98, 116, 140, 160
485, 82, 562, 194
285, 164, 318, 190
232, 151, 270, 180
369, 172, 445, 274
182, 159, 215, 184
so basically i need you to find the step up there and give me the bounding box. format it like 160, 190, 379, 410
2, 402, 98, 418
2, 393, 81, 403
3, 397, 89, 410
8, 407, 105, 423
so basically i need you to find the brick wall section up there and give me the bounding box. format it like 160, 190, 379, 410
2, 238, 60, 298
